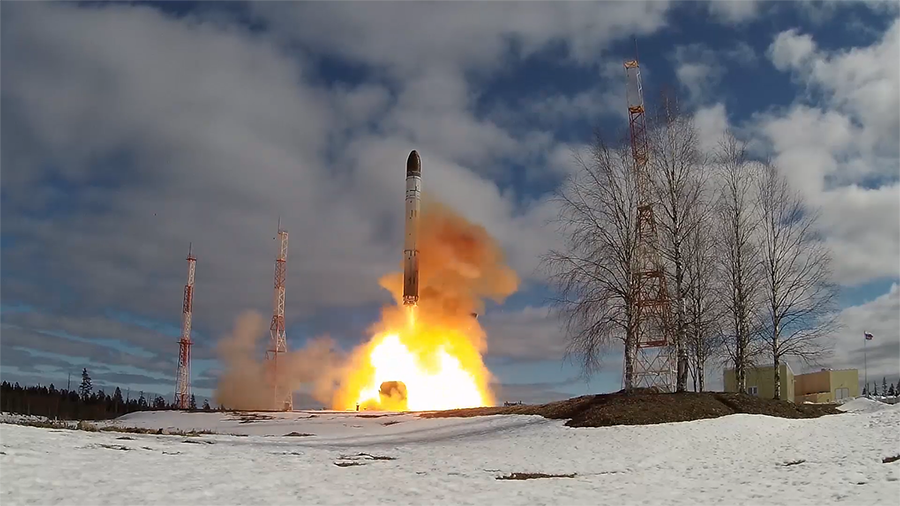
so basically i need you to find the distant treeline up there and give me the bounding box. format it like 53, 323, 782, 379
1, 368, 218, 420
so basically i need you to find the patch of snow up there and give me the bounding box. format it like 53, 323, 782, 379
2, 409, 898, 505
838, 398, 899, 413
104, 410, 546, 442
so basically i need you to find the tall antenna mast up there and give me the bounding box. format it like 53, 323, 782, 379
265, 218, 292, 411
624, 50, 675, 392
175, 243, 196, 409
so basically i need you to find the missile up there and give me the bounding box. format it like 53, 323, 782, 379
402, 150, 422, 306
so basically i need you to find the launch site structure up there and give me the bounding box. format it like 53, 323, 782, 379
266, 219, 293, 411
174, 243, 196, 409
624, 54, 676, 391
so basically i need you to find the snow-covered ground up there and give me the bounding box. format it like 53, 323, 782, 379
2, 404, 899, 505
838, 397, 898, 414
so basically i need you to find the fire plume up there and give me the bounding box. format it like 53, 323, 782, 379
332, 199, 518, 412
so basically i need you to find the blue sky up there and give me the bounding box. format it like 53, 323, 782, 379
2, 0, 898, 405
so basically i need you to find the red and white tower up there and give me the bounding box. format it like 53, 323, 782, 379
624, 55, 675, 391
265, 219, 292, 411
175, 243, 196, 409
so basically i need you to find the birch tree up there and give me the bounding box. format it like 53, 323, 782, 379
647, 96, 708, 392
756, 161, 838, 399
715, 132, 763, 393
543, 133, 641, 387
683, 196, 725, 392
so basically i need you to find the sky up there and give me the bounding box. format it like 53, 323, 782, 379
1, 0, 898, 405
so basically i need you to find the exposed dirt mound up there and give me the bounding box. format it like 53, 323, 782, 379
420, 390, 841, 428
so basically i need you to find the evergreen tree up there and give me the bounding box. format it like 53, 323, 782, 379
189, 394, 197, 410
79, 368, 92, 400
872, 382, 878, 396
202, 399, 211, 411
0, 380, 149, 420
862, 384, 868, 396
112, 387, 124, 414
138, 391, 147, 409
889, 383, 896, 397
882, 377, 888, 397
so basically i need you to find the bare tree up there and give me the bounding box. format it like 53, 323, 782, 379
756, 161, 838, 399
543, 133, 641, 387
714, 132, 763, 393
647, 95, 708, 392
683, 195, 725, 392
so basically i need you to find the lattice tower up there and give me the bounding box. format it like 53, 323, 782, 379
175, 243, 196, 409
624, 56, 676, 391
265, 219, 292, 411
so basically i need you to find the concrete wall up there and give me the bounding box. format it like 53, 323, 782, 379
829, 369, 859, 401
794, 368, 860, 403
786, 366, 795, 403
723, 363, 795, 401
795, 370, 830, 397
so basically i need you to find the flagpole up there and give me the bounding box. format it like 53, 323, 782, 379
864, 333, 868, 397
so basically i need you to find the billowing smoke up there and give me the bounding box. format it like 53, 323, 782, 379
213, 195, 519, 411
332, 196, 520, 410
214, 310, 346, 410
377, 196, 519, 339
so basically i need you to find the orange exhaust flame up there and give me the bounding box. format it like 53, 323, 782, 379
332, 198, 518, 412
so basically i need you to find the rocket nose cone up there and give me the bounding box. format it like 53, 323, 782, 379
407, 150, 421, 176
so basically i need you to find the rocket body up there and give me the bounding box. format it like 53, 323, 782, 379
403, 150, 422, 306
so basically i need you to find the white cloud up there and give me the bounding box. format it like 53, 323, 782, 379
706, 0, 900, 25
693, 103, 731, 153
794, 0, 900, 26
250, 2, 674, 75
481, 306, 568, 361
757, 20, 900, 284
0, 1, 669, 368
707, 0, 763, 24
671, 42, 758, 104
769, 29, 817, 70
812, 283, 900, 386
676, 61, 723, 103
759, 106, 858, 192
3, 0, 896, 395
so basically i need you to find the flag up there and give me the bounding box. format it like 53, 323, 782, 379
864, 332, 874, 341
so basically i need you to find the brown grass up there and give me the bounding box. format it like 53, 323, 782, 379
420, 390, 841, 428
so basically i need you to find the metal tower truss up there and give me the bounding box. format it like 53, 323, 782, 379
265, 219, 292, 411
625, 57, 676, 392
175, 243, 196, 409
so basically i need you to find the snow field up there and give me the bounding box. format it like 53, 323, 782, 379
838, 397, 898, 413
1, 404, 899, 505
